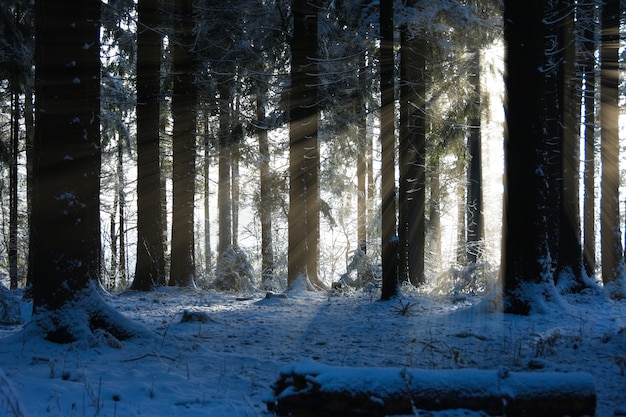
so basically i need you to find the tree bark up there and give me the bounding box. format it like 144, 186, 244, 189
32, 0, 137, 342
600, 0, 626, 297
257, 86, 275, 289
217, 83, 232, 257
466, 50, 483, 265
169, 0, 197, 287
555, 1, 587, 293
379, 0, 398, 300
581, 0, 597, 278
269, 361, 596, 417
500, 0, 558, 314
288, 0, 321, 289
9, 88, 19, 290
132, 0, 166, 290
398, 30, 426, 286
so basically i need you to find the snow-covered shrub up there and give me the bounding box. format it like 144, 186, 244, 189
0, 284, 21, 325
213, 246, 255, 291
334, 248, 380, 290
431, 261, 495, 297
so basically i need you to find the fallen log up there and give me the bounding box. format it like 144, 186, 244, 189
267, 359, 596, 417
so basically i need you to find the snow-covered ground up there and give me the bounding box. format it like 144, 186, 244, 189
1, 284, 625, 417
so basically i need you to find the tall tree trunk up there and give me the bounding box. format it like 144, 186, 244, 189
357, 52, 368, 255
9, 88, 19, 290
555, 2, 587, 292
169, 0, 197, 287
132, 0, 166, 290
257, 87, 275, 289
500, 0, 558, 314
203, 113, 212, 272
398, 30, 426, 286
466, 51, 483, 265
117, 136, 127, 288
379, 0, 398, 300
600, 0, 626, 297
110, 182, 118, 289
218, 83, 232, 257
32, 0, 135, 342
456, 154, 467, 265
429, 164, 442, 267
288, 0, 321, 289
231, 123, 241, 250
580, 0, 597, 278
25, 80, 34, 291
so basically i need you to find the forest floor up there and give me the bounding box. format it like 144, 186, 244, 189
0, 281, 625, 417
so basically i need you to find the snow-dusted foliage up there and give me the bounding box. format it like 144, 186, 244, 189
431, 261, 496, 297
212, 246, 256, 292
0, 283, 21, 325
334, 248, 380, 290
0, 368, 25, 417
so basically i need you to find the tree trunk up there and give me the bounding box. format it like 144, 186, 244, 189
429, 164, 442, 267
555, 2, 588, 293
203, 113, 212, 272
600, 0, 626, 297
218, 83, 232, 257
117, 137, 127, 288
169, 0, 197, 287
132, 0, 166, 290
32, 0, 136, 342
500, 0, 558, 315
379, 0, 398, 300
231, 123, 241, 250
357, 52, 367, 255
466, 50, 483, 264
269, 361, 596, 417
398, 29, 426, 286
257, 86, 275, 289
289, 0, 321, 289
9, 88, 19, 290
579, 0, 597, 278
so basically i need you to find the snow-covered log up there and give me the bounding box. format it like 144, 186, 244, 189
267, 359, 596, 417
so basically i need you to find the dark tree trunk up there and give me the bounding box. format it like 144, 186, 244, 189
32, 0, 135, 342
398, 30, 426, 286
288, 0, 321, 289
580, 0, 597, 278
231, 122, 242, 250
132, 0, 166, 290
379, 0, 398, 300
203, 113, 212, 272
169, 0, 197, 287
466, 51, 484, 265
429, 164, 442, 266
117, 137, 127, 287
600, 0, 626, 297
217, 83, 232, 257
357, 52, 367, 255
9, 88, 19, 290
555, 2, 587, 293
500, 0, 558, 315
257, 87, 275, 289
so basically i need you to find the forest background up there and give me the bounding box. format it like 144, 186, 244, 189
0, 0, 625, 324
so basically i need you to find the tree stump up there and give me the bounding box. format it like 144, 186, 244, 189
267, 360, 596, 417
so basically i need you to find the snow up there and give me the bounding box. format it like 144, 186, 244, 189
0, 285, 625, 417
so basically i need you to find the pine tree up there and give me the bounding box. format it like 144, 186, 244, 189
31, 0, 136, 342
169, 0, 197, 287
600, 0, 626, 298
380, 0, 399, 300
132, 0, 167, 290
500, 0, 559, 314
288, 0, 321, 289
